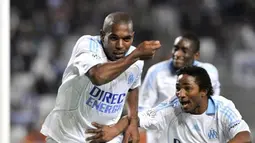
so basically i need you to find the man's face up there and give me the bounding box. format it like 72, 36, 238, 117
176, 74, 206, 114
172, 37, 197, 69
101, 23, 134, 61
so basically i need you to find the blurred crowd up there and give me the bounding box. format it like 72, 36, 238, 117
10, 0, 255, 142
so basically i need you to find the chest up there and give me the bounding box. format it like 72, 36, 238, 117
167, 115, 225, 143
156, 72, 177, 98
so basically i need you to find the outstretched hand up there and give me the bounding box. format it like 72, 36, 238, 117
85, 122, 121, 143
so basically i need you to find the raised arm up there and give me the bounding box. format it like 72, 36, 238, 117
86, 41, 161, 85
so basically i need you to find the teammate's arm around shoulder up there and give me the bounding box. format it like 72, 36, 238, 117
86, 41, 161, 85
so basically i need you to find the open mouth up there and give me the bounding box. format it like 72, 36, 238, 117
114, 52, 125, 58
180, 101, 190, 108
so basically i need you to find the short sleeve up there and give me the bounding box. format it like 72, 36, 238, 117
139, 97, 178, 131
220, 101, 250, 140
71, 36, 103, 76
130, 60, 144, 89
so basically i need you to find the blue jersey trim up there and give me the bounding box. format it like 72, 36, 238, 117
206, 97, 216, 115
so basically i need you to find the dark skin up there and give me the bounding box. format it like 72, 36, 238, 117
85, 13, 161, 143
176, 74, 208, 114
86, 74, 251, 143
86, 23, 161, 86
172, 36, 200, 70
101, 23, 134, 61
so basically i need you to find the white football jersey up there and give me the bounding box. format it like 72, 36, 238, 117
41, 35, 144, 143
139, 59, 220, 110
139, 95, 250, 143
138, 60, 220, 143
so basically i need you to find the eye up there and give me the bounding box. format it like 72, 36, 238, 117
173, 46, 179, 51
184, 86, 192, 91
176, 85, 180, 91
109, 36, 118, 41
123, 37, 131, 42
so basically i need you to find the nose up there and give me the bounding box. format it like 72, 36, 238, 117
176, 89, 186, 98
116, 39, 124, 50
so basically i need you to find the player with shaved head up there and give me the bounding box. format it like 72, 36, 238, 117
40, 12, 161, 143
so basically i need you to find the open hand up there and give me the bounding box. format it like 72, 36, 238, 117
85, 122, 120, 143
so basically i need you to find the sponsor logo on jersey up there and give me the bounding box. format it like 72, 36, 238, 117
85, 86, 126, 114
229, 120, 241, 130
173, 138, 181, 143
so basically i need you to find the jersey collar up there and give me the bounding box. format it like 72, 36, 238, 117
206, 97, 216, 115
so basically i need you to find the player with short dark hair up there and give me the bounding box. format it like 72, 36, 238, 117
40, 12, 161, 143
138, 32, 221, 143
86, 66, 251, 143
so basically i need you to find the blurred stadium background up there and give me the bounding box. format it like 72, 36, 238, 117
10, 0, 255, 142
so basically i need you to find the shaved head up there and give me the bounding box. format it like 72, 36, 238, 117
102, 12, 133, 33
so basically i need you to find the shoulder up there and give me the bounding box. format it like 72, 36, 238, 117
147, 60, 171, 76
154, 96, 180, 112
212, 96, 241, 121
212, 96, 235, 109
142, 96, 180, 120
73, 35, 102, 53
195, 61, 218, 74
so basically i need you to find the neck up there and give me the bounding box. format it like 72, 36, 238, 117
191, 97, 208, 115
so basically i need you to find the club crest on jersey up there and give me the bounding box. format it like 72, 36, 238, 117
207, 128, 218, 139
146, 109, 156, 118
128, 73, 134, 84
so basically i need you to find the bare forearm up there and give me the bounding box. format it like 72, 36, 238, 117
114, 116, 130, 133
87, 52, 139, 85
126, 88, 139, 118
227, 131, 251, 143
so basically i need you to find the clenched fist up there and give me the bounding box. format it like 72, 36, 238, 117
133, 40, 161, 60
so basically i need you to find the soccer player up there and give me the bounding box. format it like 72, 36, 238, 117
86, 66, 251, 143
139, 33, 221, 143
40, 12, 161, 143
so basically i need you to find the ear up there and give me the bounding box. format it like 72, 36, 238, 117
131, 31, 135, 42
200, 89, 207, 97
100, 29, 105, 42
131, 31, 135, 37
194, 52, 200, 60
